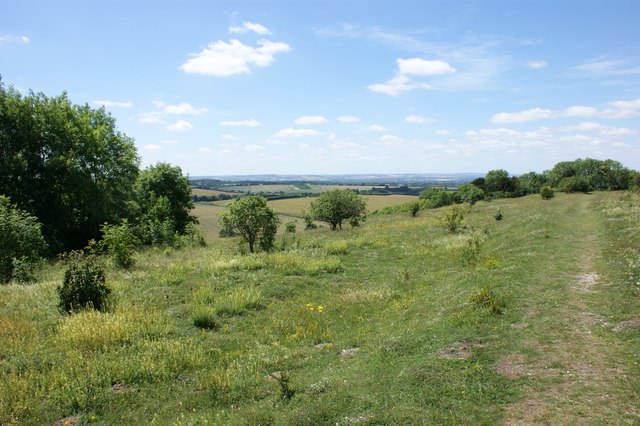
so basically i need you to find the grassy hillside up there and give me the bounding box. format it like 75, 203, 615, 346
1, 192, 639, 425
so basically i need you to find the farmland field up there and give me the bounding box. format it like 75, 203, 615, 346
218, 183, 376, 194
191, 188, 238, 197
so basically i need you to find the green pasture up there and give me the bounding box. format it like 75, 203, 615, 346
1, 192, 638, 425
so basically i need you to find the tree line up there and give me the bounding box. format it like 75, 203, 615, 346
0, 84, 197, 282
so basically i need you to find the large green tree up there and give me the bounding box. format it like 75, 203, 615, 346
134, 162, 196, 243
0, 84, 139, 253
219, 196, 279, 253
309, 189, 367, 230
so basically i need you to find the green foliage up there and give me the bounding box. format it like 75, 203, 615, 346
540, 185, 555, 200
175, 223, 207, 248
135, 163, 196, 243
0, 196, 47, 283
409, 201, 421, 217
309, 189, 367, 230
302, 210, 318, 230
516, 171, 547, 195
419, 187, 455, 208
548, 158, 633, 191
456, 183, 485, 205
470, 286, 503, 315
442, 206, 465, 233
494, 209, 503, 221
484, 169, 514, 194
99, 220, 140, 269
285, 220, 297, 233
461, 232, 482, 266
0, 84, 139, 253
219, 196, 279, 253
559, 175, 590, 193
57, 252, 110, 313
192, 305, 219, 330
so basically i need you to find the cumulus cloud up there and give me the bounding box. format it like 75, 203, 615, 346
273, 128, 321, 138
368, 124, 388, 132
337, 115, 360, 123
167, 120, 193, 132
229, 21, 271, 35
526, 60, 548, 69
435, 129, 452, 136
219, 119, 261, 127
491, 97, 640, 123
244, 144, 265, 152
139, 112, 166, 124
294, 115, 329, 125
221, 134, 239, 140
198, 147, 214, 154
397, 58, 456, 76
180, 39, 290, 77
155, 101, 208, 115
404, 115, 434, 124
92, 100, 133, 108
369, 57, 456, 96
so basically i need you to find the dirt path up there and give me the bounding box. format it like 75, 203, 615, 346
502, 196, 638, 425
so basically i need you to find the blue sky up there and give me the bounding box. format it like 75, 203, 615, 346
2, 0, 639, 175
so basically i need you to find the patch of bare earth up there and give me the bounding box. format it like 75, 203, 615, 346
438, 339, 483, 360
613, 317, 640, 332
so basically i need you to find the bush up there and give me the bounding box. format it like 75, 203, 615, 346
100, 220, 140, 269
0, 196, 48, 283
442, 206, 464, 233
285, 220, 297, 233
409, 201, 421, 217
58, 251, 111, 313
559, 176, 589, 193
419, 187, 454, 209
494, 209, 503, 221
540, 186, 555, 200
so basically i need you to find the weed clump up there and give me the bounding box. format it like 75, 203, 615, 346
470, 286, 503, 315
58, 251, 110, 313
442, 206, 465, 233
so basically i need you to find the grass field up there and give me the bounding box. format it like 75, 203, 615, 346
191, 188, 239, 197
1, 192, 639, 424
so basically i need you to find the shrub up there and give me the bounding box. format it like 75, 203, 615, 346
461, 233, 482, 266
470, 286, 503, 315
540, 186, 555, 200
559, 176, 589, 193
100, 220, 140, 269
58, 251, 110, 313
494, 209, 503, 221
302, 211, 317, 230
0, 196, 48, 283
419, 187, 454, 209
409, 201, 421, 217
285, 220, 297, 233
442, 206, 464, 233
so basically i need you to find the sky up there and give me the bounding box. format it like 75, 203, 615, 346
2, 0, 639, 176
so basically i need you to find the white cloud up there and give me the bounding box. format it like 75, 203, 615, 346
221, 134, 238, 140
0, 34, 30, 44
160, 102, 208, 115
435, 129, 451, 136
491, 108, 555, 123
294, 115, 329, 125
491, 97, 640, 123
526, 60, 548, 69
167, 120, 193, 132
368, 124, 388, 132
368, 73, 430, 96
229, 21, 271, 35
244, 144, 265, 152
139, 112, 165, 124
162, 140, 180, 145
180, 39, 290, 77
337, 115, 360, 123
571, 56, 640, 77
220, 119, 261, 127
142, 144, 162, 152
397, 58, 456, 76
273, 128, 322, 138
198, 147, 214, 154
404, 115, 434, 124
92, 100, 133, 108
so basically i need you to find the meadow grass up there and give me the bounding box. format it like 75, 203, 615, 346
1, 192, 638, 424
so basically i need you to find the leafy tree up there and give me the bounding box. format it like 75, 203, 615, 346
0, 196, 48, 282
456, 183, 485, 205
134, 162, 196, 243
0, 84, 139, 253
559, 176, 590, 193
309, 189, 367, 230
419, 187, 455, 208
484, 169, 514, 194
442, 206, 464, 233
219, 196, 279, 253
516, 171, 547, 195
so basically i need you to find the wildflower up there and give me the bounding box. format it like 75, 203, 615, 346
317, 305, 324, 312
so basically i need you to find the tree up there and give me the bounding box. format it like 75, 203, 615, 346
309, 189, 367, 230
419, 187, 455, 208
484, 169, 514, 194
0, 196, 48, 282
456, 183, 485, 205
134, 162, 196, 243
0, 84, 139, 253
219, 196, 279, 253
